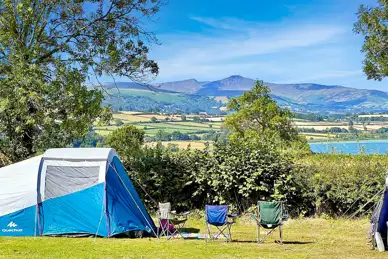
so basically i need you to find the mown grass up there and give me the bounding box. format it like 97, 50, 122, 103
0, 218, 385, 259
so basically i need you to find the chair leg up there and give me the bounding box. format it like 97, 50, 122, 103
279, 225, 283, 244
157, 220, 160, 238
170, 221, 187, 239
163, 219, 171, 240
213, 226, 223, 240
260, 228, 276, 243
206, 223, 211, 242
227, 224, 232, 242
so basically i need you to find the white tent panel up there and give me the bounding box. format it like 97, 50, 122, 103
38, 160, 107, 202
0, 156, 42, 217
0, 148, 120, 216
43, 148, 117, 162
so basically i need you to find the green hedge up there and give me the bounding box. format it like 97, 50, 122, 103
122, 142, 313, 216
298, 154, 388, 217
119, 143, 388, 218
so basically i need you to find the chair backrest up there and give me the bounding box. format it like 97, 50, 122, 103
159, 202, 171, 219
258, 201, 283, 225
205, 205, 228, 226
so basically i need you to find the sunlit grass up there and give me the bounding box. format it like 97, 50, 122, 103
0, 218, 384, 259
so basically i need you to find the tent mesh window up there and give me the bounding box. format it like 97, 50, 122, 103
44, 166, 100, 200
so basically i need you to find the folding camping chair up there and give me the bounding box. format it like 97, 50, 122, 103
205, 205, 238, 242
157, 202, 190, 239
251, 201, 287, 244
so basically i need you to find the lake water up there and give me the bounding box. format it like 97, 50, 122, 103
309, 140, 388, 155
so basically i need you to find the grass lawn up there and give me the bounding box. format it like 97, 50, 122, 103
0, 218, 384, 259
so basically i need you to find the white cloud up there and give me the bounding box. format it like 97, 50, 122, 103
151, 17, 346, 82
147, 16, 388, 90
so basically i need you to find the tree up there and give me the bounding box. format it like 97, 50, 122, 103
114, 118, 124, 126
154, 130, 170, 141
224, 80, 298, 143
0, 0, 162, 162
354, 0, 388, 80
363, 122, 368, 131
0, 63, 111, 162
105, 125, 145, 162
192, 116, 202, 123
348, 119, 354, 131
0, 0, 162, 82
73, 131, 105, 148
150, 116, 158, 123
181, 115, 187, 121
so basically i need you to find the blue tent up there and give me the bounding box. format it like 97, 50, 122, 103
0, 148, 155, 237
371, 177, 388, 251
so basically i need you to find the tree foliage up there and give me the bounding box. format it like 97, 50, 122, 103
0, 0, 162, 161
105, 125, 145, 161
224, 80, 298, 143
354, 0, 388, 80
0, 62, 110, 162
0, 0, 162, 82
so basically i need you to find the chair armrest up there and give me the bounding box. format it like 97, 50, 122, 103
170, 211, 190, 219
227, 213, 238, 224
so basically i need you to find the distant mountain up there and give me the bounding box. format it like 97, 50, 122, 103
156, 75, 388, 113
101, 82, 175, 93
159, 79, 203, 94
101, 76, 388, 114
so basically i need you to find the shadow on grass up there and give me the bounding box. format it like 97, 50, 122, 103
180, 228, 201, 233
281, 241, 314, 245
231, 240, 314, 245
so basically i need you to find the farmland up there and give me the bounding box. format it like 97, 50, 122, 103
95, 112, 223, 138
93, 112, 388, 146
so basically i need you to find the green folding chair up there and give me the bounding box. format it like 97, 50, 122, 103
251, 201, 287, 244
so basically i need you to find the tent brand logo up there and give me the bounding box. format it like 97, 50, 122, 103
7, 221, 17, 228
2, 221, 22, 233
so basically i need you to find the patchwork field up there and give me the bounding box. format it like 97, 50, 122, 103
359, 114, 388, 118
95, 112, 221, 137
299, 133, 337, 141
92, 112, 388, 146
0, 218, 384, 259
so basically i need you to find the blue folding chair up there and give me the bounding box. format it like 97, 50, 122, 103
205, 205, 237, 242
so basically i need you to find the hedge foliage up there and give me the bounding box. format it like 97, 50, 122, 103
298, 154, 388, 217
116, 142, 388, 218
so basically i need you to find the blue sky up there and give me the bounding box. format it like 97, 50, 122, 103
135, 0, 387, 90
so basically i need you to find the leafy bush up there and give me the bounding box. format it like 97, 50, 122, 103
105, 124, 388, 218
186, 141, 313, 215
119, 140, 311, 216
298, 154, 388, 217
124, 144, 196, 211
